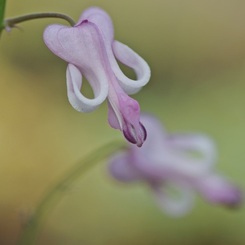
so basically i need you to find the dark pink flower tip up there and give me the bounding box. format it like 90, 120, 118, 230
108, 86, 147, 147
123, 121, 147, 147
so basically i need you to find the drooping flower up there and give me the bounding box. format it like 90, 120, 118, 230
109, 114, 242, 216
43, 7, 150, 147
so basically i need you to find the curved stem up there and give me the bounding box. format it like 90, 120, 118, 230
5, 12, 76, 29
17, 141, 126, 245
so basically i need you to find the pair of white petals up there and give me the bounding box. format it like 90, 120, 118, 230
65, 40, 150, 113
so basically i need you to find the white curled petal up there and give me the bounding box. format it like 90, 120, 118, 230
66, 64, 108, 112
167, 134, 217, 169
111, 40, 151, 94
151, 183, 194, 217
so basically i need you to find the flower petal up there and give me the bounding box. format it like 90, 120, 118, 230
151, 183, 194, 217
167, 133, 217, 169
66, 64, 108, 112
109, 152, 140, 182
123, 121, 147, 147
132, 114, 166, 156
111, 41, 151, 94
78, 8, 151, 95
107, 84, 146, 147
153, 134, 218, 179
44, 22, 111, 112
127, 115, 215, 179
44, 22, 108, 72
197, 175, 242, 208
77, 7, 114, 42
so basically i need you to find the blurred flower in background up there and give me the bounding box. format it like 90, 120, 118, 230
109, 114, 242, 216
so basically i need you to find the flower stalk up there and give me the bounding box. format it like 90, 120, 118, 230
17, 141, 125, 245
4, 12, 75, 31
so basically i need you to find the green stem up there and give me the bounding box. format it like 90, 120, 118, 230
4, 12, 76, 30
17, 141, 126, 245
0, 0, 6, 31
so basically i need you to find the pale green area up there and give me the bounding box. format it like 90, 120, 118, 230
0, 0, 244, 244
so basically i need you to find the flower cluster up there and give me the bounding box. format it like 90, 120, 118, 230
43, 7, 242, 216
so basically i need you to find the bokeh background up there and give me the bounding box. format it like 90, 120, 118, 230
0, 0, 245, 244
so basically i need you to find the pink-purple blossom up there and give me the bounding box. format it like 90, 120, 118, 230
109, 114, 242, 216
43, 7, 150, 147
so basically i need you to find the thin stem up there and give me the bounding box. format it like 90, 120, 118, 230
5, 12, 76, 29
17, 141, 126, 245
0, 0, 6, 31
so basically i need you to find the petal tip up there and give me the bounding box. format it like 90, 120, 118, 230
200, 176, 243, 209
123, 121, 147, 147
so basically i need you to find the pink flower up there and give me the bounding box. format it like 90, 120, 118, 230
43, 7, 150, 146
109, 114, 242, 216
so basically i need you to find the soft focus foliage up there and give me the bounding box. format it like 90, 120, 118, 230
0, 0, 244, 245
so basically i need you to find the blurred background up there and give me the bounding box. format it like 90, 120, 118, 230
0, 0, 245, 244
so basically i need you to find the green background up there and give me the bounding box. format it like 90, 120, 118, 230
0, 0, 244, 244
